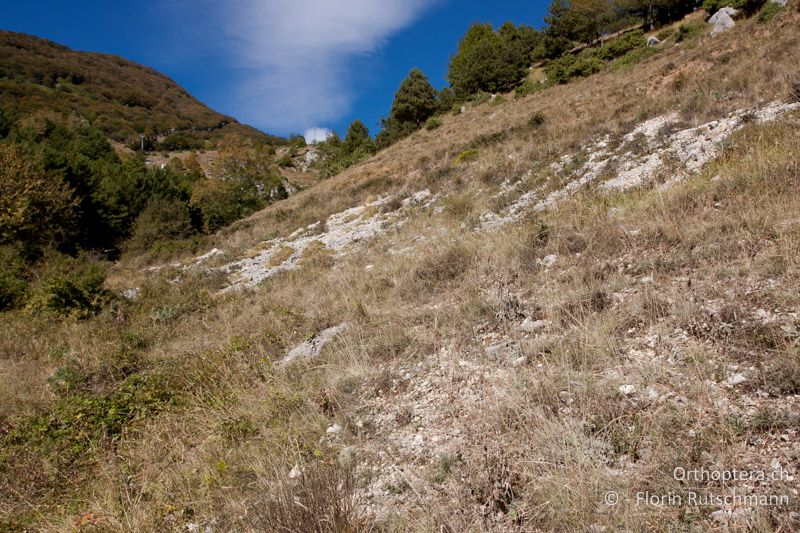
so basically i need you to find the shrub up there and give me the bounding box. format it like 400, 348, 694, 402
253, 462, 357, 531
757, 1, 784, 22
470, 91, 492, 105
515, 80, 546, 98
528, 112, 546, 128
0, 246, 28, 310
125, 197, 196, 254
27, 253, 110, 318
425, 117, 443, 130
413, 245, 473, 289
190, 178, 263, 233
594, 30, 646, 62
612, 47, 659, 70
675, 22, 705, 43
545, 53, 604, 84
791, 79, 800, 102
455, 149, 480, 163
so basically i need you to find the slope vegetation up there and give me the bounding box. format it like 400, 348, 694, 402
2, 7, 800, 532
0, 30, 276, 145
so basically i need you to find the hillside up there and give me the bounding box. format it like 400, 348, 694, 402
0, 30, 281, 146
2, 4, 800, 532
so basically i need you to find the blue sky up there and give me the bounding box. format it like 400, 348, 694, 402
1, 1, 549, 140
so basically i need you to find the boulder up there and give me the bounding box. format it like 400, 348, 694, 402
709, 7, 739, 24
646, 36, 661, 47
709, 10, 736, 35
770, 0, 787, 6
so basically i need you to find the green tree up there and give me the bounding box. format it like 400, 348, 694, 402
342, 120, 373, 155
376, 69, 439, 149
447, 23, 529, 99
389, 69, 438, 128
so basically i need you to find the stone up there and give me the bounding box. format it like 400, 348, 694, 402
538, 254, 558, 268
646, 36, 661, 47
770, 0, 787, 6
518, 318, 549, 333
709, 7, 739, 24
288, 464, 302, 479
725, 373, 747, 387
619, 384, 636, 396
122, 287, 140, 301
709, 9, 737, 35
326, 423, 342, 435
280, 323, 349, 365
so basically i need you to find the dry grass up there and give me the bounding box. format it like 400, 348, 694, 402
3, 10, 800, 532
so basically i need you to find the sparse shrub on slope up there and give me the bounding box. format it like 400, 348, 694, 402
126, 197, 196, 255
26, 252, 110, 318
545, 53, 605, 84
314, 120, 376, 178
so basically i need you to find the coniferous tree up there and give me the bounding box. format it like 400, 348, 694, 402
389, 69, 438, 128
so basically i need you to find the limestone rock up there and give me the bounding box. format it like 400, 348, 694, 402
709, 9, 737, 35
280, 323, 349, 365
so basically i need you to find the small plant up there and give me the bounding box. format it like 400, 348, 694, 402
299, 240, 335, 269
489, 95, 507, 107
545, 54, 604, 85
455, 149, 480, 163
757, 1, 783, 22
267, 245, 295, 267
527, 112, 545, 128
425, 117, 443, 130
470, 91, 492, 105
515, 80, 545, 98
253, 462, 357, 531
413, 244, 472, 289
277, 154, 295, 168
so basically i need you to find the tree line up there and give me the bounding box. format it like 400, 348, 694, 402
316, 0, 706, 175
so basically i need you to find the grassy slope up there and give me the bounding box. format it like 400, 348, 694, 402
0, 30, 276, 145
2, 8, 800, 531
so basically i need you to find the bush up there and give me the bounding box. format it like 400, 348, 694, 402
612, 47, 659, 70
125, 197, 196, 254
0, 246, 28, 310
545, 54, 604, 84
413, 245, 473, 289
190, 178, 263, 233
27, 253, 110, 318
157, 131, 202, 151
515, 80, 546, 98
425, 117, 443, 130
757, 1, 784, 21
455, 149, 480, 163
528, 112, 546, 128
594, 30, 646, 61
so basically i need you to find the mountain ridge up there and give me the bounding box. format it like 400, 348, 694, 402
0, 29, 283, 147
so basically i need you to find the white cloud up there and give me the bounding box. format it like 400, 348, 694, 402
216, 0, 441, 133
304, 127, 333, 144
